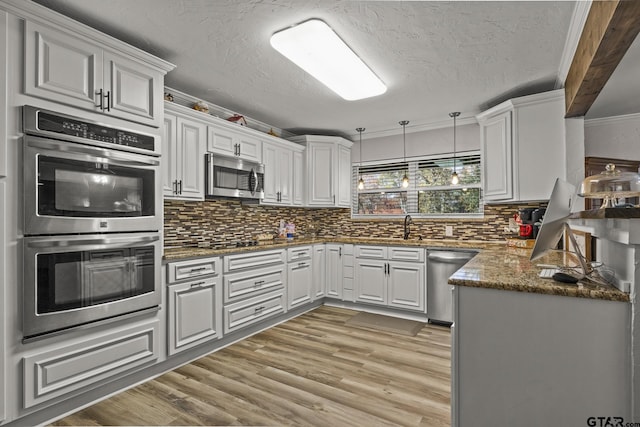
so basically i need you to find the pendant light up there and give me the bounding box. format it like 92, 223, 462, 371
449, 112, 461, 185
400, 120, 409, 188
356, 127, 365, 190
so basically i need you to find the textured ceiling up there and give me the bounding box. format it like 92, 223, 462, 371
33, 0, 577, 137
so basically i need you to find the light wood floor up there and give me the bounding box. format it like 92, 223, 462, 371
51, 306, 451, 426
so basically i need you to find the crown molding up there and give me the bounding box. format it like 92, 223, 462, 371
556, 0, 592, 89
584, 112, 640, 128
347, 116, 479, 141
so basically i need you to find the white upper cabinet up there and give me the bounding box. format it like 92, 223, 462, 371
207, 123, 261, 162
288, 135, 353, 208
476, 89, 567, 203
163, 103, 206, 200
261, 139, 304, 206
24, 21, 171, 128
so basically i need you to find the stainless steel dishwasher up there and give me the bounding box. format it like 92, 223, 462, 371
427, 250, 477, 324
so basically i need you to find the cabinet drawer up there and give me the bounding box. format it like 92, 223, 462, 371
23, 320, 158, 408
168, 257, 220, 283
224, 291, 285, 334
224, 265, 285, 304
224, 249, 285, 273
388, 247, 425, 262
287, 245, 312, 262
355, 245, 387, 259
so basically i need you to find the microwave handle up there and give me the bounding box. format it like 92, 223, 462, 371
250, 168, 258, 195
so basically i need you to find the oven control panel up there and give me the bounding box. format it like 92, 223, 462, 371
25, 107, 155, 152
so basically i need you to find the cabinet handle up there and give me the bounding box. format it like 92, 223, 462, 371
104, 90, 111, 112
237, 144, 241, 156
173, 180, 177, 195
254, 280, 265, 287
333, 195, 336, 204
339, 247, 342, 258
178, 180, 183, 194
190, 281, 206, 288
96, 88, 104, 110
189, 267, 207, 273
254, 306, 264, 312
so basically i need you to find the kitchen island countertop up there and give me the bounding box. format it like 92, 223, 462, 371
449, 246, 629, 302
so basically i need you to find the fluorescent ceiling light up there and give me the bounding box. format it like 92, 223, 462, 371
270, 19, 387, 101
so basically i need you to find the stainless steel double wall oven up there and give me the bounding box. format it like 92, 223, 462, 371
22, 106, 162, 339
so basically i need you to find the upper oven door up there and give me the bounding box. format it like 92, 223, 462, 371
24, 135, 162, 235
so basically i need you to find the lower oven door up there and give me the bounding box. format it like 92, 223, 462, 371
23, 232, 161, 339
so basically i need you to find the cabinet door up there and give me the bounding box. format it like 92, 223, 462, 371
237, 134, 262, 162
176, 117, 206, 200
24, 21, 102, 111
261, 142, 279, 203
481, 111, 513, 201
354, 259, 387, 305
162, 114, 178, 197
325, 244, 343, 299
278, 147, 293, 204
292, 150, 304, 206
207, 125, 236, 156
287, 261, 313, 309
387, 261, 425, 312
103, 51, 162, 127
336, 144, 352, 207
307, 143, 334, 205
312, 245, 326, 299
167, 278, 221, 355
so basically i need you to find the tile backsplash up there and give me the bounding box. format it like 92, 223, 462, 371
164, 199, 543, 248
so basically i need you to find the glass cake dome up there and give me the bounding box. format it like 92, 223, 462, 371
578, 163, 640, 208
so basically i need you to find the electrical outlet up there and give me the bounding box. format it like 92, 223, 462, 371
445, 225, 453, 237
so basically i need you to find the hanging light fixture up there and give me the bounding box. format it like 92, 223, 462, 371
356, 127, 365, 190
400, 120, 409, 188
449, 112, 461, 185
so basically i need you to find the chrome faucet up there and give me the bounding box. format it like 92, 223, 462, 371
403, 215, 412, 240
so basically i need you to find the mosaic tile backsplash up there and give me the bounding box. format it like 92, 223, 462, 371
164, 199, 544, 248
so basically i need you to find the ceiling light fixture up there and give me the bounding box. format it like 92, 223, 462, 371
449, 112, 461, 185
400, 120, 410, 188
270, 19, 387, 101
357, 127, 365, 190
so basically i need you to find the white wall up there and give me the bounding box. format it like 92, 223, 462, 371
584, 114, 640, 160
352, 122, 479, 164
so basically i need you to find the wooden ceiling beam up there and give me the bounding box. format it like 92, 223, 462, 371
564, 0, 640, 117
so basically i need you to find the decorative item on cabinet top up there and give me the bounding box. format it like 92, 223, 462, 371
227, 114, 247, 126
193, 101, 210, 113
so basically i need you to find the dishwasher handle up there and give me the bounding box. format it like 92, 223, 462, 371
428, 252, 476, 263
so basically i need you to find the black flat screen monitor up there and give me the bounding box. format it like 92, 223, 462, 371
530, 178, 576, 261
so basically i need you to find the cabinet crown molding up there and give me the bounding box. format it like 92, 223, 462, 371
476, 89, 565, 122
288, 134, 353, 148
0, 0, 175, 73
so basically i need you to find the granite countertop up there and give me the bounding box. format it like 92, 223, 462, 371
449, 246, 629, 302
162, 237, 503, 261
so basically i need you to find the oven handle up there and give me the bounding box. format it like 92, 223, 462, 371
26, 234, 160, 249
27, 137, 160, 167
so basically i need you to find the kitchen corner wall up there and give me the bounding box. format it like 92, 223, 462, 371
164, 200, 543, 247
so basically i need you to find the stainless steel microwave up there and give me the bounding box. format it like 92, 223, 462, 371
205, 153, 265, 200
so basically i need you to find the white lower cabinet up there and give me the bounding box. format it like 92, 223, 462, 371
312, 244, 326, 299
326, 244, 343, 299
23, 319, 159, 409
354, 259, 387, 304
223, 249, 287, 334
167, 277, 221, 356
166, 256, 222, 355
287, 246, 312, 309
387, 261, 425, 311
354, 245, 426, 312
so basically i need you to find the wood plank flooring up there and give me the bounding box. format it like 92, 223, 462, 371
51, 306, 451, 426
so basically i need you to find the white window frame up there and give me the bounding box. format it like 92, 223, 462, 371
352, 151, 484, 219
